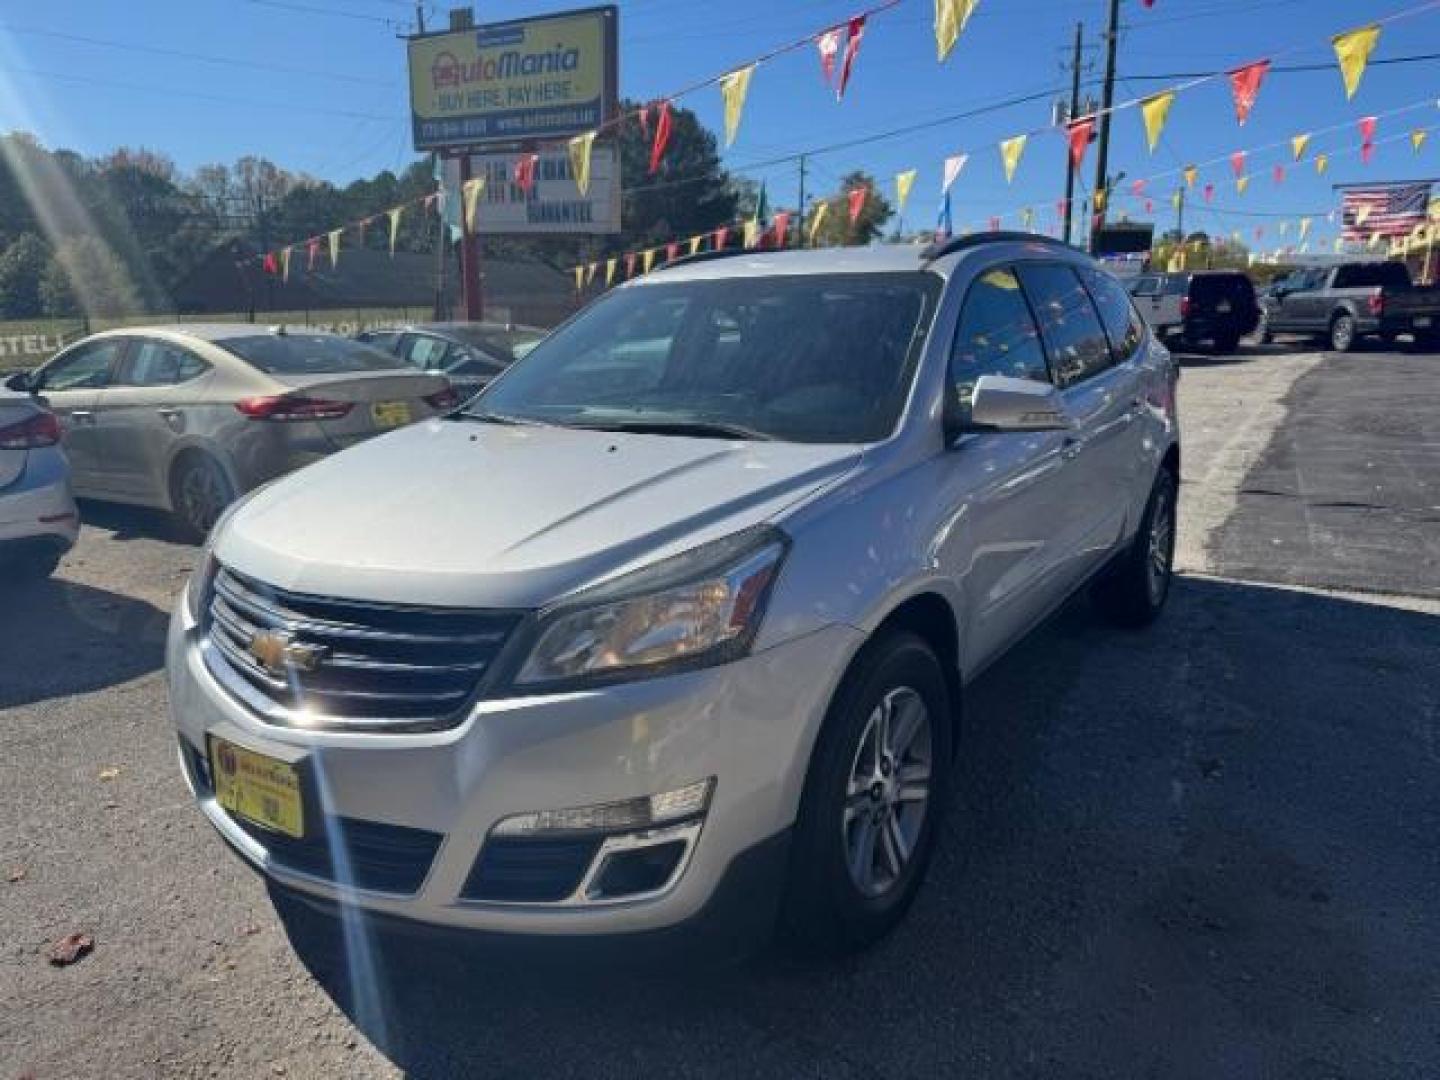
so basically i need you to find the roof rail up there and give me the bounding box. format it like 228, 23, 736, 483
660, 246, 782, 271
920, 231, 1076, 264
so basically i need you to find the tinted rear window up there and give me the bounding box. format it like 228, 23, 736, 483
218, 335, 402, 375
1190, 274, 1255, 302
1333, 262, 1411, 289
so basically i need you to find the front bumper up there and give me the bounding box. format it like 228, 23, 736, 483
166, 595, 862, 937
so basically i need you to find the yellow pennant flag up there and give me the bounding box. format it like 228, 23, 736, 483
719, 65, 755, 149
1171, 189, 1183, 210
279, 246, 291, 282
574, 266, 584, 292
605, 258, 617, 286
387, 206, 403, 255
1333, 25, 1380, 100
743, 217, 760, 249
1236, 175, 1250, 195
1140, 91, 1176, 153
585, 262, 598, 286
895, 169, 917, 214
568, 131, 597, 195
1367, 231, 1383, 250
1094, 187, 1107, 212
1291, 133, 1311, 161
1183, 165, 1198, 188
999, 135, 1027, 184
327, 229, 341, 269
462, 177, 486, 235
642, 248, 657, 273
1356, 203, 1374, 227
808, 200, 830, 246
1021, 207, 1034, 228
1315, 153, 1329, 175
688, 235, 703, 256
1334, 237, 1344, 254
1279, 221, 1290, 237
934, 0, 980, 62
1299, 217, 1313, 240
1413, 129, 1429, 154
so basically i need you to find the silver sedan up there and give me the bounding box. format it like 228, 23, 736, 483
3, 325, 456, 540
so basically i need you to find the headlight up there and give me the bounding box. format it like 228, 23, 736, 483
183, 491, 256, 623
512, 526, 788, 691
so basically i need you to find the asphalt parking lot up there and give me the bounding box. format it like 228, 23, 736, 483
3, 345, 1438, 1079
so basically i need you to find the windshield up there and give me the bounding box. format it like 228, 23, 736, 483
472, 273, 940, 444
217, 334, 403, 376
446, 325, 545, 362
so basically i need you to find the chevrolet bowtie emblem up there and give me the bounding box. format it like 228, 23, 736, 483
246, 629, 327, 676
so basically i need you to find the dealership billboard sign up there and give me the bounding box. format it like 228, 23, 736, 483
408, 6, 618, 151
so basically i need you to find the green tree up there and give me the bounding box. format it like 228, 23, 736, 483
0, 233, 50, 318
808, 171, 893, 247
41, 236, 143, 317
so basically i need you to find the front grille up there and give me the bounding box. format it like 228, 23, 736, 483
461, 837, 602, 903
204, 567, 521, 729
229, 812, 442, 894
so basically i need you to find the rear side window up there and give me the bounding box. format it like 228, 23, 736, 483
117, 341, 209, 386
1017, 264, 1114, 388
1080, 267, 1146, 359
217, 334, 401, 375
37, 339, 122, 391
950, 267, 1050, 424
1163, 275, 1190, 295
401, 334, 449, 371
1131, 275, 1162, 297
358, 331, 401, 352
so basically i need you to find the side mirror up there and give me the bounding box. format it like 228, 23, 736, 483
951, 375, 1072, 439
4, 370, 33, 393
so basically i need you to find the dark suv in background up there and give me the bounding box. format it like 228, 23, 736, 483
1130, 271, 1261, 354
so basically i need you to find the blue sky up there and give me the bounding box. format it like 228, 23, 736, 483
3, 0, 1438, 249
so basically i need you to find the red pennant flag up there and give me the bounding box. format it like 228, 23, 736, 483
306, 237, 320, 271
1254, 227, 1264, 241
816, 27, 843, 85
1273, 163, 1285, 184
262, 252, 278, 276
1362, 141, 1376, 164
714, 225, 730, 250
772, 210, 792, 248
1131, 179, 1147, 196
624, 252, 637, 278
837, 16, 865, 101
1066, 117, 1095, 170
1203, 183, 1215, 203
989, 216, 1002, 232
1144, 199, 1154, 214
423, 193, 439, 213
1230, 151, 1247, 177
1056, 198, 1069, 220
1142, 0, 1155, 6
1228, 60, 1270, 126
636, 104, 650, 139
649, 101, 673, 174
514, 153, 539, 193
1359, 115, 1377, 145
665, 241, 679, 263
847, 185, 868, 225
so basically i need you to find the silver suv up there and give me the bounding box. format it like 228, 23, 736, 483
168, 236, 1179, 955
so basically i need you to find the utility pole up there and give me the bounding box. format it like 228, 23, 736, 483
1092, 0, 1122, 249
796, 155, 808, 249
1063, 21, 1084, 246
1175, 183, 1185, 240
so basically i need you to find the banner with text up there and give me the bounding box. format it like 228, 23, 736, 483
443, 145, 622, 233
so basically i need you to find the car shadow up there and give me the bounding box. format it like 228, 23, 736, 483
1171, 341, 1291, 368
0, 576, 169, 707
76, 499, 191, 545
274, 575, 1440, 1079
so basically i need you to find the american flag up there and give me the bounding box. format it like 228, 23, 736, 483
1340, 183, 1432, 240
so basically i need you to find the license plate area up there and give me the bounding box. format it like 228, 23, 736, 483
208, 736, 306, 839
1415, 316, 1432, 328
371, 401, 411, 428
1216, 301, 1232, 313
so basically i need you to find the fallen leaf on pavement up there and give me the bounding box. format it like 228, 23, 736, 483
6, 867, 25, 883
98, 766, 121, 781
47, 932, 94, 966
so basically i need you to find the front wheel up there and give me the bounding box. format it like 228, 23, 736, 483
1330, 313, 1357, 353
781, 631, 952, 957
1256, 309, 1274, 344
1093, 463, 1178, 628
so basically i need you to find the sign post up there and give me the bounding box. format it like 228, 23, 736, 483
407, 6, 619, 322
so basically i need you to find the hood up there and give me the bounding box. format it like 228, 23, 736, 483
217, 417, 860, 609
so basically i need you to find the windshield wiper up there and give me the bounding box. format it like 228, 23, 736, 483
451, 409, 546, 427
565, 419, 775, 441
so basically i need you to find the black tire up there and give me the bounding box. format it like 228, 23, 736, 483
1378, 330, 1398, 350
1329, 312, 1357, 353
170, 453, 235, 543
1413, 331, 1440, 353
1256, 309, 1274, 345
1213, 332, 1241, 355
1093, 463, 1178, 628
781, 631, 952, 957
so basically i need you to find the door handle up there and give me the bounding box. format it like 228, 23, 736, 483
1060, 436, 1082, 461
69, 410, 94, 425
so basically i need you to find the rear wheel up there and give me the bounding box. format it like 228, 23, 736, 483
781, 631, 951, 957
1378, 330, 1398, 349
1213, 332, 1241, 355
1329, 313, 1357, 353
171, 453, 234, 543
1256, 309, 1274, 344
1414, 331, 1440, 352
1094, 463, 1178, 628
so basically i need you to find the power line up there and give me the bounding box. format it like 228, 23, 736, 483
236, 0, 402, 26
0, 23, 397, 86
1125, 51, 1440, 81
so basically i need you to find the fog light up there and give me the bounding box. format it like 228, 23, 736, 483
490, 778, 713, 838
592, 841, 687, 899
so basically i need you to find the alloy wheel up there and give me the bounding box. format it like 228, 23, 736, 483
179, 460, 229, 536
1147, 480, 1176, 604
842, 686, 932, 898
